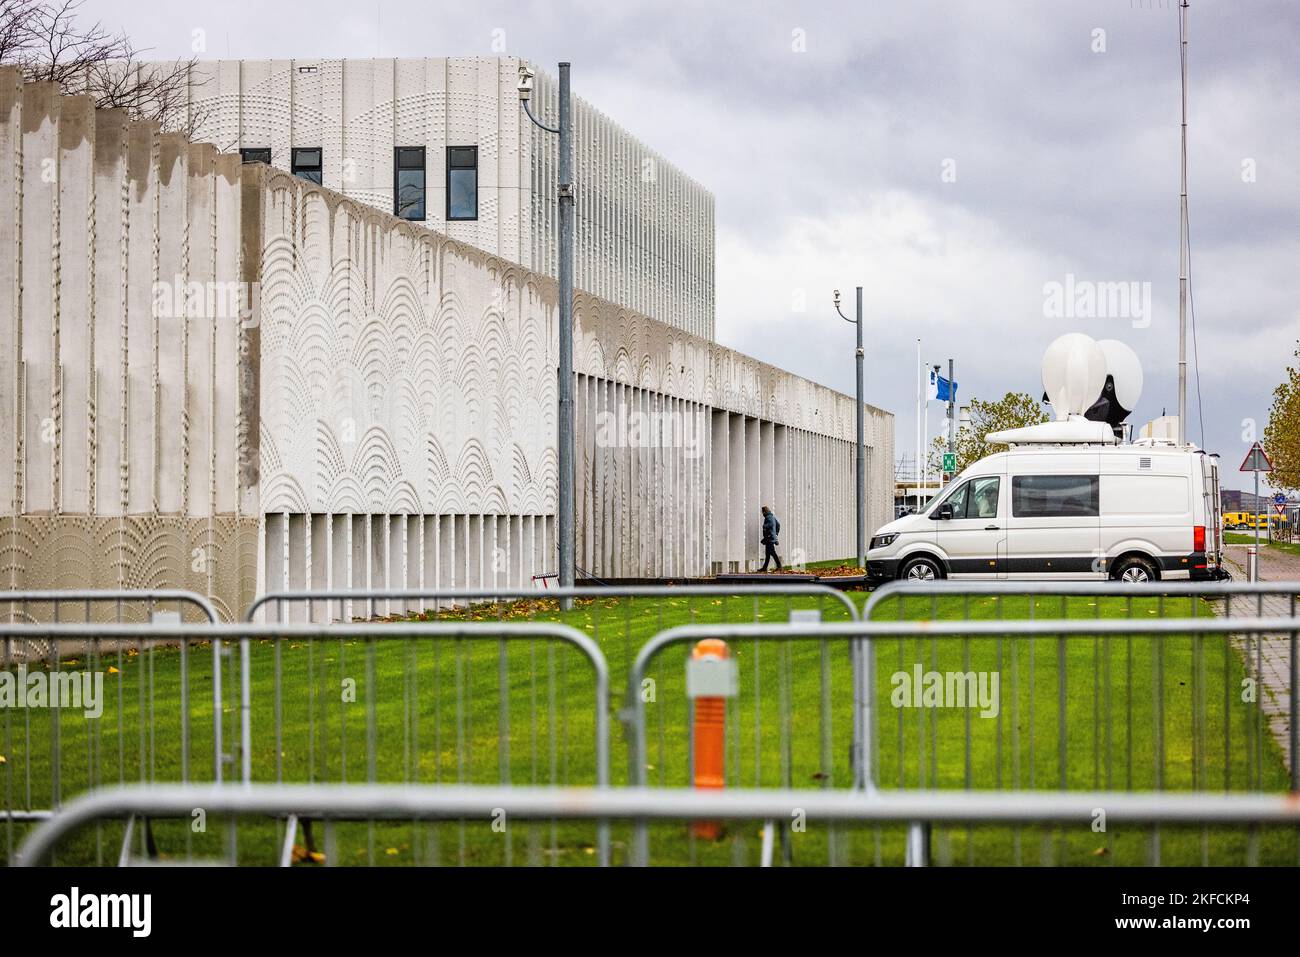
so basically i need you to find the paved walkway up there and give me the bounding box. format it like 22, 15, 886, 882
1221, 544, 1299, 777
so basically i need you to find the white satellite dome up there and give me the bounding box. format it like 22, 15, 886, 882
1096, 338, 1144, 412
1041, 333, 1107, 421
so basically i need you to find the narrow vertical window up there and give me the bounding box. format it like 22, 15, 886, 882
240, 147, 271, 164
291, 148, 323, 184
394, 147, 426, 221
446, 146, 478, 221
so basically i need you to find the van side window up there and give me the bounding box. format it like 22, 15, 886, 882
939, 482, 968, 517
1012, 475, 1099, 517
937, 477, 1000, 519
968, 476, 1000, 519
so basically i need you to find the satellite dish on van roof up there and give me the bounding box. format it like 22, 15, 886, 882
1084, 339, 1144, 436
1095, 339, 1143, 411
1042, 333, 1107, 421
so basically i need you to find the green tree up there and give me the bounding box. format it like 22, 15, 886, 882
928, 391, 1049, 474
1263, 341, 1300, 494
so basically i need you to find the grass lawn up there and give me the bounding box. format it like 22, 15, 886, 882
1224, 532, 1300, 557
2, 586, 1293, 866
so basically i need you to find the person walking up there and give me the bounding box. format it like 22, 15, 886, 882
759, 505, 782, 572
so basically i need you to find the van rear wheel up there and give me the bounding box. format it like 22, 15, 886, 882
899, 556, 945, 581
1112, 555, 1158, 583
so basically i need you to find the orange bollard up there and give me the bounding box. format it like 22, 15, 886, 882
691, 638, 730, 840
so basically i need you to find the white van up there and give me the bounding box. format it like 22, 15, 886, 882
867, 438, 1224, 583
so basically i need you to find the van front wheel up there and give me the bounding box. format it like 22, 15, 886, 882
900, 556, 945, 581
1112, 555, 1158, 583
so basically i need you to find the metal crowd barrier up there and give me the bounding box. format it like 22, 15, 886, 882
242, 589, 861, 767
15, 782, 1300, 867
8, 584, 1299, 866
626, 614, 1300, 866
863, 580, 1300, 818
0, 590, 221, 862
245, 584, 859, 624
863, 579, 1300, 619
0, 619, 609, 867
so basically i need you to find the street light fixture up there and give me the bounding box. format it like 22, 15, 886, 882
520, 63, 575, 600
832, 287, 866, 571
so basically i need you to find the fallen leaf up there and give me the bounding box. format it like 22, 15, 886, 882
290, 844, 325, 864
107, 666, 120, 675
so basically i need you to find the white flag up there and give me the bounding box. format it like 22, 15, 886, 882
924, 366, 939, 402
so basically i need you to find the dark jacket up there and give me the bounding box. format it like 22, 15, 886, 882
762, 512, 780, 545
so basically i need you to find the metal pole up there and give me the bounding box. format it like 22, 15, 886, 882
558, 63, 575, 599
1252, 469, 1260, 582
915, 338, 921, 511
855, 287, 865, 570
1177, 0, 1189, 446
947, 358, 955, 478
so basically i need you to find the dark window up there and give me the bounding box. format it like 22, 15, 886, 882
291, 148, 323, 184
936, 476, 1001, 520
394, 147, 426, 221
447, 146, 478, 220
1012, 475, 1099, 518
241, 147, 271, 165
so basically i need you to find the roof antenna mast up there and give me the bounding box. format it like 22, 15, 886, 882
1177, 0, 1190, 447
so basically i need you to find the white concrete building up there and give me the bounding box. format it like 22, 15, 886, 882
0, 67, 893, 618
176, 57, 716, 339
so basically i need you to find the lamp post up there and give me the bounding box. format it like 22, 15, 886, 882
832, 288, 866, 570
834, 287, 871, 796
519, 63, 575, 600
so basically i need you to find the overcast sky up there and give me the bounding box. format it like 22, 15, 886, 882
84, 0, 1300, 494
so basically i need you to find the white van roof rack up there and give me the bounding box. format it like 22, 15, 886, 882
985, 419, 1119, 447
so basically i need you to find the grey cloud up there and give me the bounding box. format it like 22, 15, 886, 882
82, 0, 1300, 494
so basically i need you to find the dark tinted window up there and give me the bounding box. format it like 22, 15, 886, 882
447, 146, 477, 220
291, 148, 323, 184
1012, 475, 1099, 517
241, 147, 271, 165
394, 147, 425, 220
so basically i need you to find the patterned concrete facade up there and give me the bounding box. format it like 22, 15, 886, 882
0, 68, 894, 618
174, 57, 716, 339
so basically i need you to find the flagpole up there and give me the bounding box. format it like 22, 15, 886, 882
915, 339, 921, 510
922, 371, 929, 501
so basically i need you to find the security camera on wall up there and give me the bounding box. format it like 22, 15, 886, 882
517, 66, 535, 101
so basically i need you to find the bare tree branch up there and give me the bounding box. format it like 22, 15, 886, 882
0, 0, 210, 137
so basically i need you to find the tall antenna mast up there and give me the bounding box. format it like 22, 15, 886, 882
1177, 0, 1189, 446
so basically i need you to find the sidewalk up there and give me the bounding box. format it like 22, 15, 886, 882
1221, 544, 1298, 777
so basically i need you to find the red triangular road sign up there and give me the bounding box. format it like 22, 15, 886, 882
1276, 503, 1288, 515
1240, 442, 1273, 472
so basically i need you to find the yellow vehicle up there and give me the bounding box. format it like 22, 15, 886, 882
1223, 511, 1287, 530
